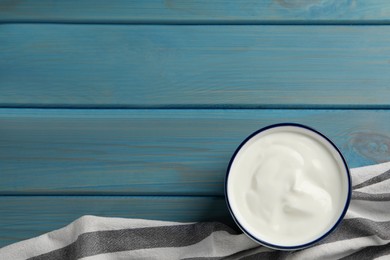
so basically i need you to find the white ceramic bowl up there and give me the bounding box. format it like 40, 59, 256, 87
225, 123, 351, 250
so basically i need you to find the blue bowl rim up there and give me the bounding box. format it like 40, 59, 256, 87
224, 123, 352, 250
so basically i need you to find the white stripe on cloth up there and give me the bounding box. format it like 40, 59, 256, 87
350, 161, 390, 186
79, 231, 260, 260
375, 254, 390, 260
354, 178, 390, 194
0, 216, 191, 260
345, 200, 390, 221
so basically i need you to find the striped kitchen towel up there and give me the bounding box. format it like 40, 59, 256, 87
1, 162, 390, 260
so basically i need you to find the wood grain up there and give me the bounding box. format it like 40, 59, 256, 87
1, 108, 389, 196
0, 0, 389, 24
0, 196, 229, 247
1, 24, 390, 108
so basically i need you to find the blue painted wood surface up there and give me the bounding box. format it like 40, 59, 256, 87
1, 109, 390, 196
1, 24, 390, 108
1, 0, 390, 24
1, 0, 390, 249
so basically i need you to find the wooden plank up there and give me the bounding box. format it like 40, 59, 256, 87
1, 25, 390, 108
0, 0, 390, 24
0, 195, 229, 247
1, 109, 390, 196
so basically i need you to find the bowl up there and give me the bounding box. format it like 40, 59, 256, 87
225, 123, 351, 250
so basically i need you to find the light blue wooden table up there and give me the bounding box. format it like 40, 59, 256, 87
1, 0, 390, 247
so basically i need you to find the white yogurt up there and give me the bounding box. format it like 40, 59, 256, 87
226, 125, 350, 248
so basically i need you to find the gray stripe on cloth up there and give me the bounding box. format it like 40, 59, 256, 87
353, 169, 390, 190
183, 248, 268, 260
352, 191, 390, 201
239, 250, 289, 260
340, 243, 390, 260
318, 218, 390, 244
29, 222, 237, 260
182, 257, 222, 260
